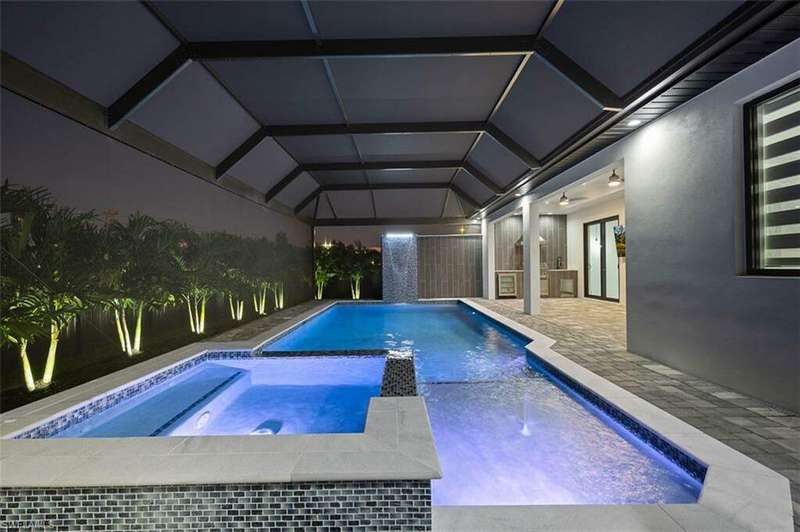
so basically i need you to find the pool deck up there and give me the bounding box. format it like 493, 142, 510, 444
0, 298, 795, 531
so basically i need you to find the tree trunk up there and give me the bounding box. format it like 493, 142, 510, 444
200, 296, 207, 334
113, 307, 127, 352
186, 295, 196, 333
120, 306, 133, 355
132, 301, 144, 354
41, 324, 60, 386
19, 339, 35, 392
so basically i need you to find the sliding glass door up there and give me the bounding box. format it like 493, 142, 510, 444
583, 216, 620, 302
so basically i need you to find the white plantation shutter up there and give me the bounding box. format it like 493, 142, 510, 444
749, 81, 800, 273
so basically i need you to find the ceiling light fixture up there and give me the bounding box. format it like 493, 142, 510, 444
607, 169, 623, 187
627, 119, 642, 127
559, 193, 570, 206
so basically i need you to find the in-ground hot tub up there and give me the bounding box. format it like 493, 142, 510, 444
21, 356, 386, 439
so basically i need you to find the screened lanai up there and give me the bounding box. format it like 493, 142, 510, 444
3, 1, 796, 226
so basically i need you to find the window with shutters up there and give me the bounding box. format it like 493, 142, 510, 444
744, 79, 800, 276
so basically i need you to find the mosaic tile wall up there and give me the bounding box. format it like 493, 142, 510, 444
382, 235, 418, 303
381, 355, 418, 397
0, 480, 432, 531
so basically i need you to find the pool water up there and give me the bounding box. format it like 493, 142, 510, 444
267, 303, 703, 506
53, 357, 384, 438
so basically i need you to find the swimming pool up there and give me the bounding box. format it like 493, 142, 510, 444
49, 356, 385, 438
267, 303, 704, 506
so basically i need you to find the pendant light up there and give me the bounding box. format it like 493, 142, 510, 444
559, 193, 570, 206
608, 169, 622, 187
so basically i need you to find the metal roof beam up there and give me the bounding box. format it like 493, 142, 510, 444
189, 36, 534, 59
533, 39, 623, 111
215, 128, 269, 179
304, 160, 462, 172
264, 121, 485, 137
294, 186, 322, 214
322, 182, 451, 191
315, 216, 470, 227
107, 46, 192, 129
462, 162, 502, 194
266, 166, 304, 204
484, 124, 541, 169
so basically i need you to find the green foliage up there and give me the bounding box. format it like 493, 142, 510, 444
313, 241, 380, 300
1, 184, 101, 388
1, 183, 311, 392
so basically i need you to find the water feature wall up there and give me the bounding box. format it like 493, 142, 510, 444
382, 234, 418, 303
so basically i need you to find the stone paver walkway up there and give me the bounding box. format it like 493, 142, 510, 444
494, 297, 627, 347
475, 297, 800, 530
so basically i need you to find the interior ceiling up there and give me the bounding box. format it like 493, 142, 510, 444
1, 1, 798, 226
540, 164, 625, 215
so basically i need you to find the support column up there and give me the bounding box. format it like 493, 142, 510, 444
522, 199, 541, 315
482, 218, 496, 299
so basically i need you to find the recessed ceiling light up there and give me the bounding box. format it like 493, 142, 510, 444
627, 119, 642, 127
515, 192, 523, 197
558, 193, 570, 206
545, 200, 550, 205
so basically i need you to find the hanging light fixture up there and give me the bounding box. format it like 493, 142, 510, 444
558, 192, 570, 206
607, 169, 622, 187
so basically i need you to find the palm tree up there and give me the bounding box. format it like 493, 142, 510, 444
100, 213, 178, 355
242, 237, 274, 316
347, 242, 374, 300
207, 232, 249, 321
169, 226, 220, 335
1, 184, 101, 389
270, 233, 293, 309
313, 242, 340, 300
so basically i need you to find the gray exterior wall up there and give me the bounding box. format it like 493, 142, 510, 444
492, 39, 800, 411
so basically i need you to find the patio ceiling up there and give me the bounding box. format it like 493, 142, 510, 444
2, 1, 799, 225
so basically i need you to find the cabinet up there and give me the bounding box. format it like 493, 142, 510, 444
497, 272, 518, 297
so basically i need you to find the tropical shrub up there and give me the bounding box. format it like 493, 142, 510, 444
100, 213, 178, 355
314, 241, 380, 300
1, 183, 312, 394
1, 185, 101, 389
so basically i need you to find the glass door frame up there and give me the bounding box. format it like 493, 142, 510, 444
583, 215, 620, 302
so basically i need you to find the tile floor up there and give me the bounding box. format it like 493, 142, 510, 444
481, 297, 800, 530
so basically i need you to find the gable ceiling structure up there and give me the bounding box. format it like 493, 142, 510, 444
2, 1, 799, 226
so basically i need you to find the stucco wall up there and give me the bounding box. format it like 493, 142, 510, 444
493, 39, 800, 411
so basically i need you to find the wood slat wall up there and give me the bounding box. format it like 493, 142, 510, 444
494, 214, 567, 270
417, 235, 483, 298
494, 215, 523, 270
540, 215, 567, 269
